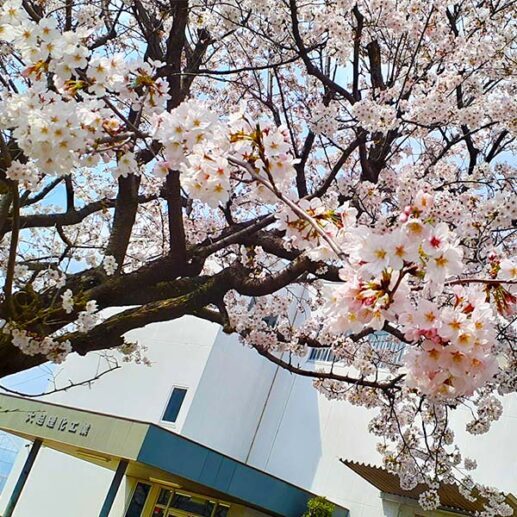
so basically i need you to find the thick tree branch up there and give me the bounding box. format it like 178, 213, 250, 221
352, 7, 364, 101
295, 131, 314, 197
367, 40, 386, 91
66, 269, 230, 355
105, 175, 142, 271
2, 194, 157, 234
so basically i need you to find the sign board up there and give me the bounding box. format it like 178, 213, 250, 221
0, 394, 148, 462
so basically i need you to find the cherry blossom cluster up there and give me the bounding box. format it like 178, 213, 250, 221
75, 301, 99, 333
465, 395, 503, 435
103, 256, 118, 276
119, 340, 152, 366
151, 101, 300, 207
230, 122, 299, 201
310, 101, 340, 137
418, 489, 441, 511
0, 1, 90, 79
0, 91, 91, 175
5, 160, 38, 191
2, 324, 71, 363
151, 100, 232, 205
276, 198, 350, 260
152, 100, 223, 170
106, 59, 170, 114
351, 99, 399, 134
403, 287, 499, 399
309, 190, 509, 400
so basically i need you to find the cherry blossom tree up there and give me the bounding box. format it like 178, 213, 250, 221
0, 0, 515, 513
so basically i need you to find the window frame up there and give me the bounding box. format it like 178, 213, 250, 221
160, 385, 189, 426
124, 480, 152, 517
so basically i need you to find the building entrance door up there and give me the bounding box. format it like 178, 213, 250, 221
147, 486, 230, 517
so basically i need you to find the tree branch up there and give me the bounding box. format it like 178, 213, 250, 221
289, 0, 355, 104
105, 175, 142, 271
253, 345, 404, 392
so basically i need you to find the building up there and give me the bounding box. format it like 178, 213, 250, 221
0, 315, 515, 517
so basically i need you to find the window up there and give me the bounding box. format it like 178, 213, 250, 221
169, 493, 215, 515
213, 504, 230, 517
309, 347, 337, 363
125, 482, 151, 517
162, 387, 187, 423
369, 331, 406, 365
152, 487, 229, 517
308, 331, 406, 367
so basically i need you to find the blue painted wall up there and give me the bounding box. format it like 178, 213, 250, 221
138, 426, 348, 517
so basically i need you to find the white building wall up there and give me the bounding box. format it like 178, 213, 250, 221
444, 394, 517, 493
44, 315, 220, 427
243, 364, 386, 517
181, 330, 279, 461
0, 446, 127, 517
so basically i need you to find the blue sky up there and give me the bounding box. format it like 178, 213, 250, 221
0, 364, 53, 396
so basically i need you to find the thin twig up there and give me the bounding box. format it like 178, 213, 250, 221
0, 365, 121, 398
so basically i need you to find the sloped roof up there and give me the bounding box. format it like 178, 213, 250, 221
342, 460, 517, 516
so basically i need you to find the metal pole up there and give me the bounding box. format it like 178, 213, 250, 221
98, 459, 128, 517
4, 438, 42, 517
